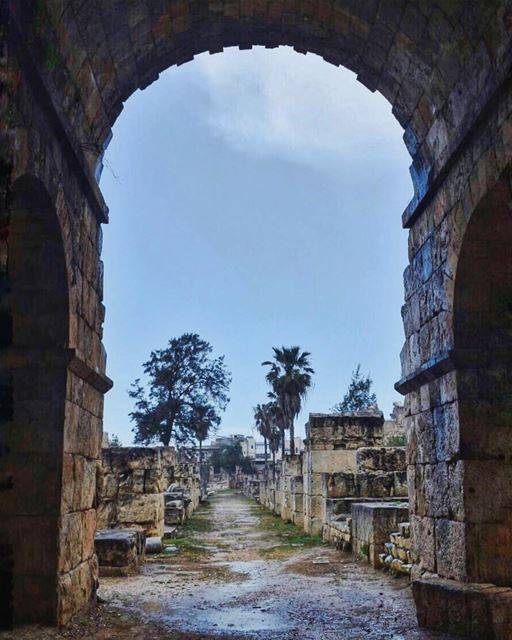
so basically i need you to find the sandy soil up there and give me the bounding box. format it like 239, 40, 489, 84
1, 492, 457, 640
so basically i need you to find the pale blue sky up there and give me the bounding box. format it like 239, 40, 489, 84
100, 46, 413, 446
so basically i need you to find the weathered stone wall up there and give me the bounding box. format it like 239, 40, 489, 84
322, 446, 408, 523
2, 1, 512, 632
277, 456, 302, 522
172, 463, 201, 517
383, 402, 407, 443
351, 502, 410, 568
97, 447, 177, 537
303, 412, 384, 535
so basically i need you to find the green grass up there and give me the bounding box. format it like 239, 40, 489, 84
170, 537, 212, 561
160, 505, 215, 561
179, 512, 213, 535
253, 505, 324, 548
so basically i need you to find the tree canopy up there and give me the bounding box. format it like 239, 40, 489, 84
262, 346, 314, 455
254, 402, 281, 459
210, 441, 254, 475
129, 333, 231, 446
332, 364, 378, 413
109, 433, 122, 447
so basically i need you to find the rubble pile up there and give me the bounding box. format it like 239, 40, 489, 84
380, 522, 413, 575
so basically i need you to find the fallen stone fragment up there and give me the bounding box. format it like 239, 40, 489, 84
146, 536, 164, 554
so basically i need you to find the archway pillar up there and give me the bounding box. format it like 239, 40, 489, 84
0, 346, 112, 626
58, 357, 112, 626
403, 369, 512, 639
398, 159, 512, 637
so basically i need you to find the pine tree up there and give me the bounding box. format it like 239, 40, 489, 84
129, 333, 231, 446
332, 364, 378, 413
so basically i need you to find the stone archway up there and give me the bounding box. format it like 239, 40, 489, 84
0, 175, 70, 626
409, 169, 512, 635
2, 0, 512, 634
452, 173, 512, 588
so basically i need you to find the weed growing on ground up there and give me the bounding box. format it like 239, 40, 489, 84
250, 504, 324, 557
170, 537, 212, 561
160, 504, 215, 561
180, 512, 213, 534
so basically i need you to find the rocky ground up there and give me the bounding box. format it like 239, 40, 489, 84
1, 491, 457, 640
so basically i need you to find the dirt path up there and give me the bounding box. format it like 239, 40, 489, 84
1, 492, 456, 640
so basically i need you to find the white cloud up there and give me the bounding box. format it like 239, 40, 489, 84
188, 46, 409, 175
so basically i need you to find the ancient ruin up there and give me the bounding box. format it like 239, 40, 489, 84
95, 445, 200, 575
1, 1, 512, 637
247, 411, 409, 567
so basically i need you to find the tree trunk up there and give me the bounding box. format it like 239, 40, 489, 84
162, 414, 175, 447
289, 418, 295, 455
281, 428, 285, 458
199, 438, 203, 495
264, 436, 268, 479
272, 449, 276, 481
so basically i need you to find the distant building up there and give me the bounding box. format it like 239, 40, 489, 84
253, 436, 304, 461
201, 433, 304, 462
240, 436, 256, 458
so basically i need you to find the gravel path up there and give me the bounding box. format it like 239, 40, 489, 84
0, 492, 456, 640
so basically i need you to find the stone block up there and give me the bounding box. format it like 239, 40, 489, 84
406, 411, 436, 465
58, 556, 98, 626
117, 493, 164, 537
96, 500, 117, 529
435, 518, 467, 580
95, 529, 140, 571
305, 472, 324, 496
412, 577, 512, 638
308, 495, 324, 519
463, 460, 512, 524
357, 471, 394, 498
393, 471, 408, 496
324, 472, 357, 498
310, 449, 358, 474
433, 402, 460, 462
466, 522, 512, 586
351, 502, 409, 568
410, 514, 436, 572
291, 475, 303, 494
356, 447, 406, 472
58, 512, 82, 574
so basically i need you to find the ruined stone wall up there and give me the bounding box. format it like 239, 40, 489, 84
172, 463, 201, 516
322, 447, 407, 521
351, 502, 410, 568
97, 447, 177, 537
259, 477, 277, 513
277, 456, 303, 522
303, 413, 384, 535
382, 402, 407, 444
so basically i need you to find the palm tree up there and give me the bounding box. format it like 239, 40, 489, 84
255, 402, 283, 480
254, 403, 270, 476
189, 404, 219, 494
267, 392, 287, 458
266, 403, 282, 481
262, 346, 314, 455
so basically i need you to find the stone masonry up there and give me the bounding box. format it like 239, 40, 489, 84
2, 2, 512, 635
97, 447, 178, 538
303, 412, 384, 535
